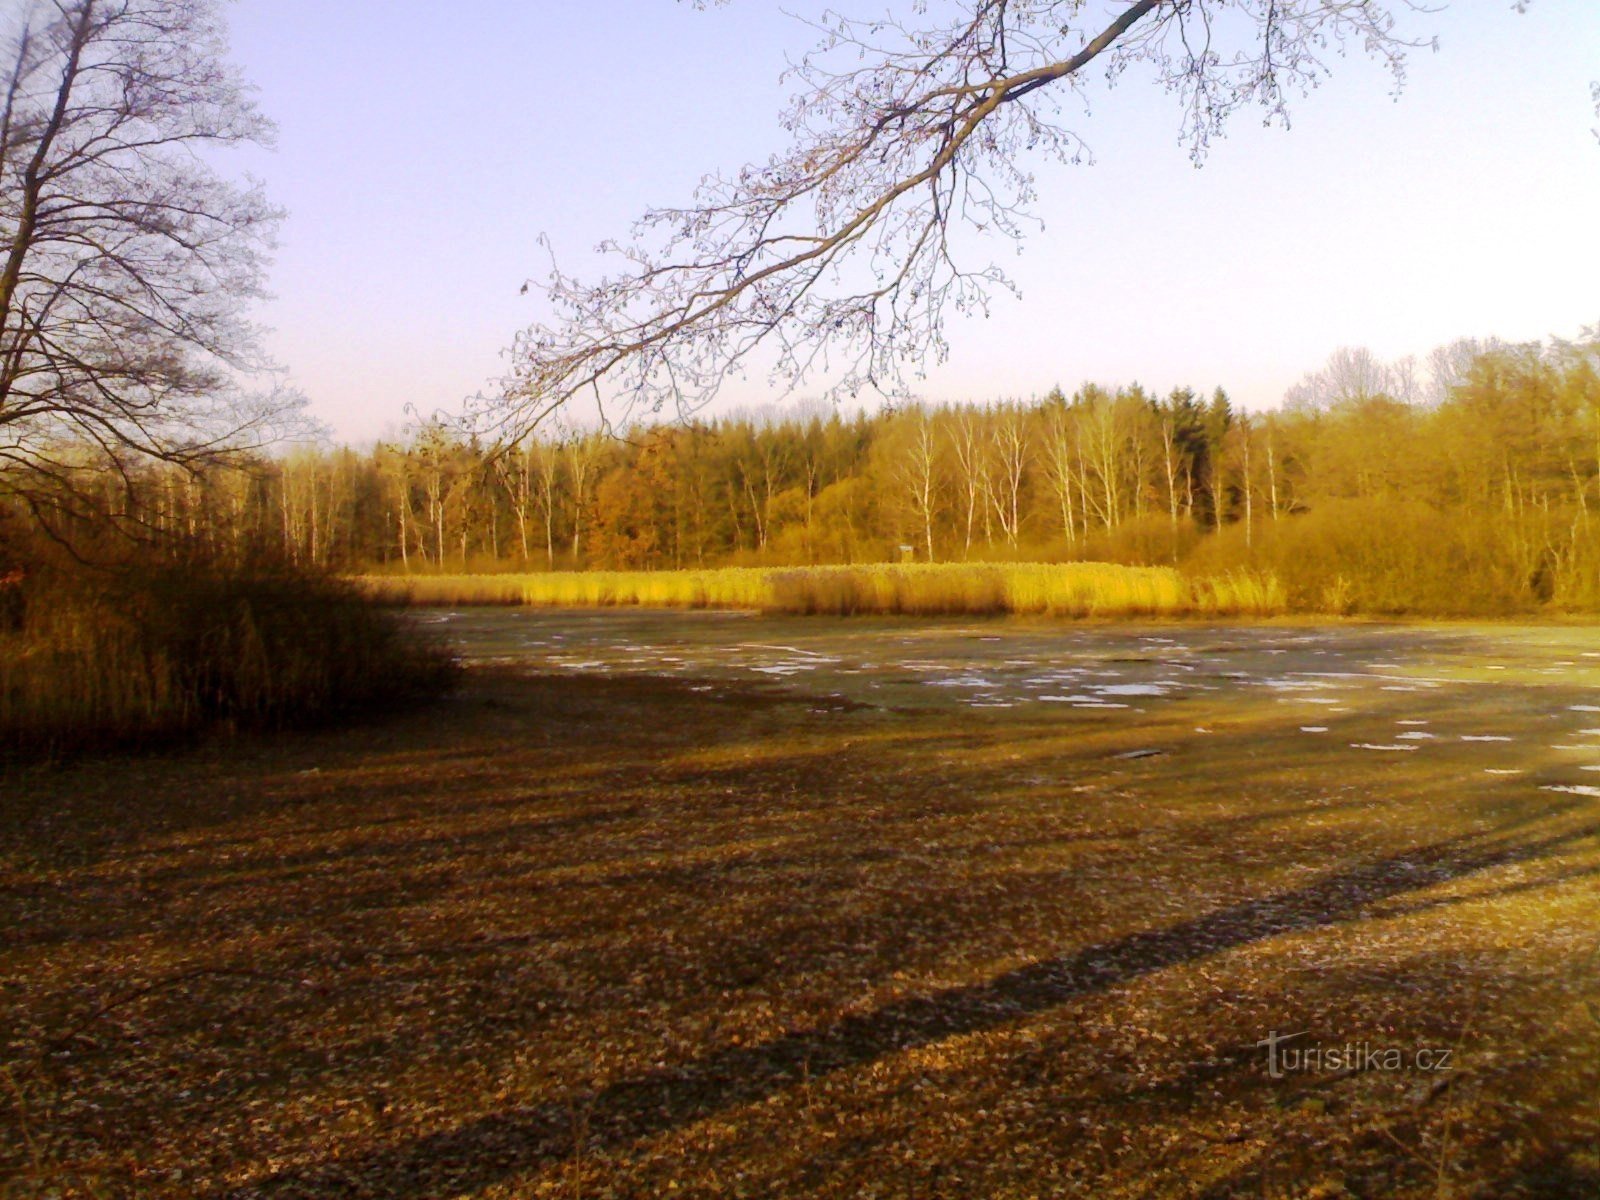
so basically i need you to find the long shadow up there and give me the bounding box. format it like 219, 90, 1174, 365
217, 820, 1599, 1199
0, 668, 752, 872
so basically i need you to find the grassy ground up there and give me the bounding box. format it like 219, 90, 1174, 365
2, 615, 1598, 1198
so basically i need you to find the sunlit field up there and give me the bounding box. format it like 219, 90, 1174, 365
358, 562, 1285, 618
5, 611, 1597, 1198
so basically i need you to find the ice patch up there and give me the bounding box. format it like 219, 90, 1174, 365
1300, 726, 1329, 733
1484, 769, 1522, 776
1094, 683, 1171, 697
1397, 719, 1430, 726
1396, 732, 1437, 740
1305, 670, 1451, 686
1460, 735, 1513, 742
1543, 785, 1600, 797
1571, 705, 1600, 713
1351, 743, 1419, 752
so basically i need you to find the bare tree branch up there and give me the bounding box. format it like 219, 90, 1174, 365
0, 0, 305, 535
480, 0, 1435, 443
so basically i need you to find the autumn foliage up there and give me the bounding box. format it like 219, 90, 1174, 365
160, 331, 1600, 617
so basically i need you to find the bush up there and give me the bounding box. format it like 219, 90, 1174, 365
1, 559, 455, 760
1077, 512, 1203, 567
1180, 500, 1552, 616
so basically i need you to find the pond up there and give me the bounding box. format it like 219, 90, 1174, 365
426, 609, 1600, 795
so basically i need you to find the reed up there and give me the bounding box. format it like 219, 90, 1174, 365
356, 562, 1287, 618
1, 563, 455, 760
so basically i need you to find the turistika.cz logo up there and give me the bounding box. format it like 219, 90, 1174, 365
1256, 1030, 1455, 1079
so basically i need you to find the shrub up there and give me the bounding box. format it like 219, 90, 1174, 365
1181, 500, 1550, 616
1, 560, 455, 760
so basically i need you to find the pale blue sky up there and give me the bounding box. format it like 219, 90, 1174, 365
226, 1, 1600, 441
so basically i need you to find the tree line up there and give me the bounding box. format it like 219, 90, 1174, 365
48, 329, 1583, 614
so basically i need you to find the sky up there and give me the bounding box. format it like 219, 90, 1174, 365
225, 1, 1600, 443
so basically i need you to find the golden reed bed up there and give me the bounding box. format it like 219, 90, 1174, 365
356, 563, 1284, 617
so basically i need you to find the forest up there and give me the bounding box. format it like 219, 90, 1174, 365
82, 330, 1600, 617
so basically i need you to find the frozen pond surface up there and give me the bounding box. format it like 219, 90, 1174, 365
426, 609, 1600, 794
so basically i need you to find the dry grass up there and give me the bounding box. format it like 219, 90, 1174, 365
358, 562, 1286, 618
0, 564, 454, 760
2, 623, 1597, 1198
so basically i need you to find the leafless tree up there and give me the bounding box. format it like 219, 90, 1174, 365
987, 401, 1029, 545
1042, 400, 1082, 544
0, 0, 299, 538
1077, 386, 1126, 529
1425, 336, 1507, 407
886, 404, 941, 561
945, 403, 995, 555
484, 1, 1435, 440
1285, 345, 1403, 410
